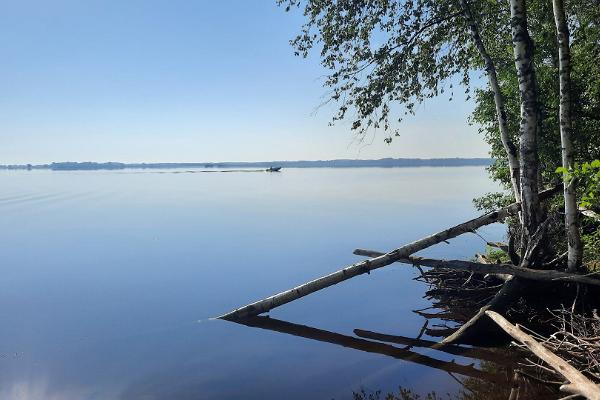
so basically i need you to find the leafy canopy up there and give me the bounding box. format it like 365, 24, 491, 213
278, 0, 475, 142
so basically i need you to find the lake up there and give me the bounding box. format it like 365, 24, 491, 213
0, 167, 508, 399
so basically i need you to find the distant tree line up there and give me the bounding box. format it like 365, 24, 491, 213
0, 158, 492, 170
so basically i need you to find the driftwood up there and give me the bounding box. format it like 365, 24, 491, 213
352, 251, 600, 287
486, 310, 600, 400
217, 187, 559, 320
233, 315, 505, 383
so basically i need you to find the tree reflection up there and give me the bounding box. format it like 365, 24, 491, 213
225, 269, 563, 398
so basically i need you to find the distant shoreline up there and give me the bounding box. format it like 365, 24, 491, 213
1, 158, 492, 171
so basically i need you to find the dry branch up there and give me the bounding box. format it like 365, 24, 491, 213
486, 310, 600, 399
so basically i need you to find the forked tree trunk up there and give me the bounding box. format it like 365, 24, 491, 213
552, 0, 583, 271
509, 0, 542, 240
460, 0, 521, 203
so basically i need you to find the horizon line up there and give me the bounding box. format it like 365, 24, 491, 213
2, 156, 492, 166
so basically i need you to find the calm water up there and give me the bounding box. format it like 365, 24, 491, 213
0, 167, 505, 399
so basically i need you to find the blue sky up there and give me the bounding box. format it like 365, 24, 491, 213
0, 0, 489, 164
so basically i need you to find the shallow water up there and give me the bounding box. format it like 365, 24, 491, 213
0, 167, 506, 399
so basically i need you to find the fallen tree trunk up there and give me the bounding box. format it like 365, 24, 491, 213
218, 206, 515, 319
217, 187, 559, 320
486, 310, 600, 399
351, 251, 600, 287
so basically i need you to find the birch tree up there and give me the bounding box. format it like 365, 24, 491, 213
553, 0, 583, 271
508, 0, 543, 242
459, 0, 521, 203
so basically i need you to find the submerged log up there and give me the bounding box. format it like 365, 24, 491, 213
486, 311, 600, 400
217, 187, 559, 320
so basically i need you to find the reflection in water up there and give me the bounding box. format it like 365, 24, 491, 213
227, 263, 565, 399
0, 167, 517, 398
228, 315, 558, 399
352, 329, 512, 365
231, 316, 505, 383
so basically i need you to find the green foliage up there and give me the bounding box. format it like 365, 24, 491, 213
557, 160, 600, 265
277, 0, 474, 142
484, 246, 510, 263
472, 0, 600, 201
582, 228, 600, 266
472, 192, 513, 213
558, 159, 600, 209
278, 0, 600, 211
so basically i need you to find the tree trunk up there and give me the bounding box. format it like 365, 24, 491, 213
509, 0, 543, 241
553, 0, 583, 271
460, 0, 521, 203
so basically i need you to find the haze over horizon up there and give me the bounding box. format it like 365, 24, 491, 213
1, 156, 492, 168
0, 1, 489, 164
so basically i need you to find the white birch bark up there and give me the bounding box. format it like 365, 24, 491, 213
553, 0, 583, 271
509, 0, 542, 238
460, 0, 521, 203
